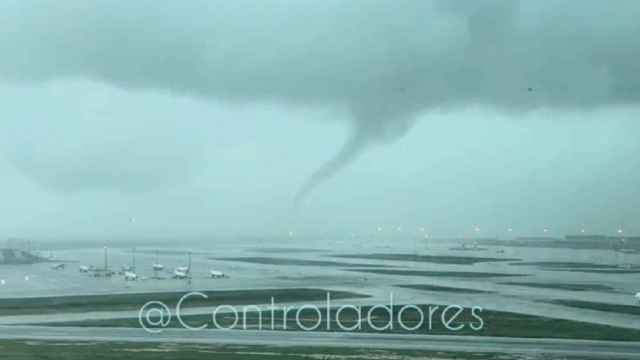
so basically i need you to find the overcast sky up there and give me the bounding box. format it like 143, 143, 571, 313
1, 0, 639, 240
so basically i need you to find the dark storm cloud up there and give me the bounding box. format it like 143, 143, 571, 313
1, 0, 639, 199
0, 81, 210, 193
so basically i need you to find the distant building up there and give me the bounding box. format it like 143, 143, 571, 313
516, 236, 561, 242
564, 234, 608, 242
0, 248, 45, 265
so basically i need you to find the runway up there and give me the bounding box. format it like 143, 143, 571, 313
2, 238, 640, 359
2, 325, 640, 359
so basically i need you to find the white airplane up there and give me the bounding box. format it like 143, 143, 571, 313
79, 265, 90, 273
173, 251, 192, 279
51, 263, 66, 270
124, 271, 138, 281
152, 250, 164, 271
173, 268, 190, 279
209, 270, 226, 278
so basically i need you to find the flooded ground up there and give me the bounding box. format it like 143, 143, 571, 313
0, 236, 638, 330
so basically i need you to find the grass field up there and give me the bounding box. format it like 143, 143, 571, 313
334, 253, 519, 264
0, 340, 530, 360
499, 282, 616, 292
395, 284, 494, 294
509, 262, 640, 274
0, 288, 368, 316
212, 257, 391, 267
41, 303, 640, 342
546, 299, 640, 316
345, 268, 527, 278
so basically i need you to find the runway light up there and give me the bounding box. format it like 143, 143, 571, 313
618, 228, 624, 234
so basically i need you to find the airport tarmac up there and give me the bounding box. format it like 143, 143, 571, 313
1, 325, 640, 359
0, 236, 638, 332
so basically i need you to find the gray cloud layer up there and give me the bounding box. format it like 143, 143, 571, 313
1, 0, 639, 199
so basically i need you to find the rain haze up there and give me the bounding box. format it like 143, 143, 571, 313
1, 0, 639, 239
2, 2, 640, 359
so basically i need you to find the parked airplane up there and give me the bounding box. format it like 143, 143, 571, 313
173, 268, 189, 279
209, 270, 226, 278
152, 250, 164, 271
173, 251, 192, 279
51, 263, 66, 270
122, 248, 138, 280
124, 270, 138, 281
